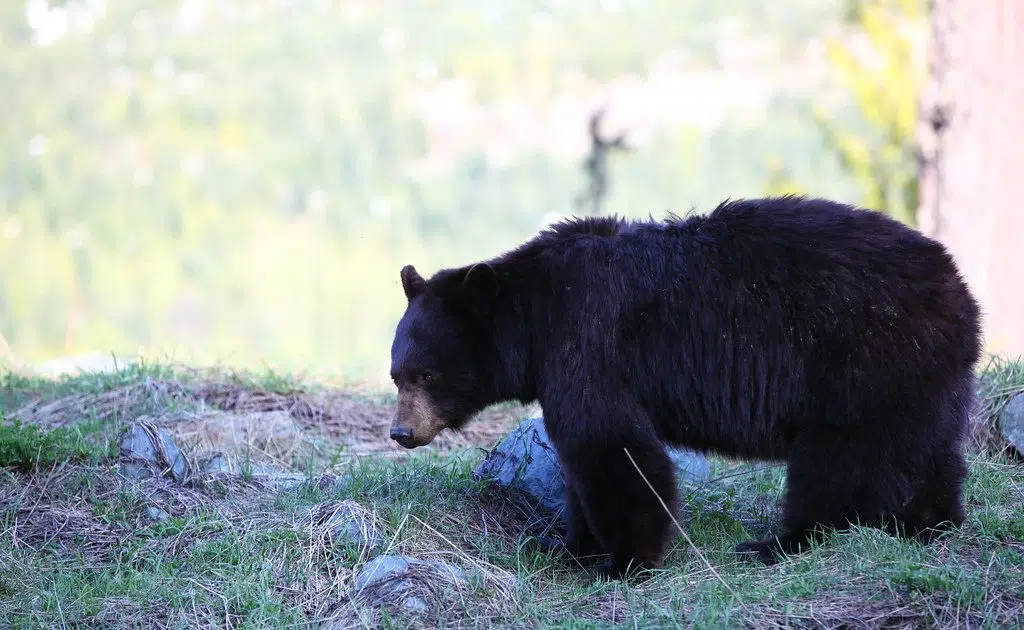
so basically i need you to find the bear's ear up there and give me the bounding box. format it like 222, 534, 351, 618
400, 265, 426, 301
462, 263, 500, 301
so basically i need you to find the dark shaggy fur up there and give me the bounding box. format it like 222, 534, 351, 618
389, 195, 983, 579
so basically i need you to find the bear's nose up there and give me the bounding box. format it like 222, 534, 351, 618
390, 426, 413, 442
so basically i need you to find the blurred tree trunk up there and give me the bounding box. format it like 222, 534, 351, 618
917, 0, 1024, 359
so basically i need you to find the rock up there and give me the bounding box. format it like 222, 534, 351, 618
353, 555, 467, 590
119, 461, 154, 482
200, 452, 231, 475
1000, 393, 1024, 455
475, 417, 565, 513
311, 500, 385, 552
354, 555, 414, 592
352, 555, 467, 615
474, 417, 711, 520
316, 473, 351, 492
401, 596, 429, 613
251, 464, 286, 475
668, 449, 712, 484
146, 506, 170, 522
119, 422, 188, 483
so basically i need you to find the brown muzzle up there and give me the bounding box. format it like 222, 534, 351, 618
389, 385, 446, 449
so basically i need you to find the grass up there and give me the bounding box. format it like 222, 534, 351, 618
0, 417, 113, 471
0, 360, 1022, 628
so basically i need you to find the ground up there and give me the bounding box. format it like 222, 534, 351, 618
1, 360, 1023, 629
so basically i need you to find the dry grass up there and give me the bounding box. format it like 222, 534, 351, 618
742, 572, 1024, 629
190, 381, 535, 457
743, 589, 931, 629
164, 409, 319, 473
2, 457, 249, 564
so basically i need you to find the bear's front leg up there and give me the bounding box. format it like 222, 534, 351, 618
562, 483, 604, 560
531, 484, 608, 566
546, 407, 679, 580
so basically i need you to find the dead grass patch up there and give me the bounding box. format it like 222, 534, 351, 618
11, 378, 198, 429
159, 409, 317, 473
9, 374, 533, 466
191, 381, 532, 456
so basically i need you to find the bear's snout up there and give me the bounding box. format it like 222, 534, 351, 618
390, 425, 416, 448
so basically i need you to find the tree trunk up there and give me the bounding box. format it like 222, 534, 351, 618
917, 0, 1024, 359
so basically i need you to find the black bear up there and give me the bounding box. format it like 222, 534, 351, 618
387, 195, 982, 578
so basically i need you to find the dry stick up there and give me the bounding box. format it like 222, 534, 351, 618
622, 447, 743, 604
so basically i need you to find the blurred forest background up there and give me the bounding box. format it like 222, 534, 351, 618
0, 0, 943, 386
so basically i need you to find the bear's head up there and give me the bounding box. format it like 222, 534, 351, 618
388, 262, 500, 449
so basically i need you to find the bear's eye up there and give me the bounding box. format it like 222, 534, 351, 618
419, 370, 436, 384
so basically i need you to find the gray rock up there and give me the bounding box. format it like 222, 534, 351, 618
313, 500, 385, 552
119, 461, 155, 481
146, 506, 170, 522
401, 596, 429, 613
474, 417, 711, 520
354, 555, 467, 591
668, 449, 712, 484
352, 555, 466, 615
354, 555, 414, 592
1000, 393, 1024, 454
475, 417, 565, 513
119, 422, 188, 483
252, 463, 285, 475
200, 452, 231, 475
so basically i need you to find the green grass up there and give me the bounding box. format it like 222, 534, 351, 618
0, 416, 113, 471
0, 360, 1023, 628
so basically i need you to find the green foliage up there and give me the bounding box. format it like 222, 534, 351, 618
0, 416, 105, 471
1, 1, 873, 385
814, 0, 926, 225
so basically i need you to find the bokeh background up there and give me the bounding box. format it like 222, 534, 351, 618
1, 0, 1020, 388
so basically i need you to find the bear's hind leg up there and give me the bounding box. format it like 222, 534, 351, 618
551, 427, 679, 579
898, 438, 968, 543
895, 378, 971, 543
737, 426, 907, 564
